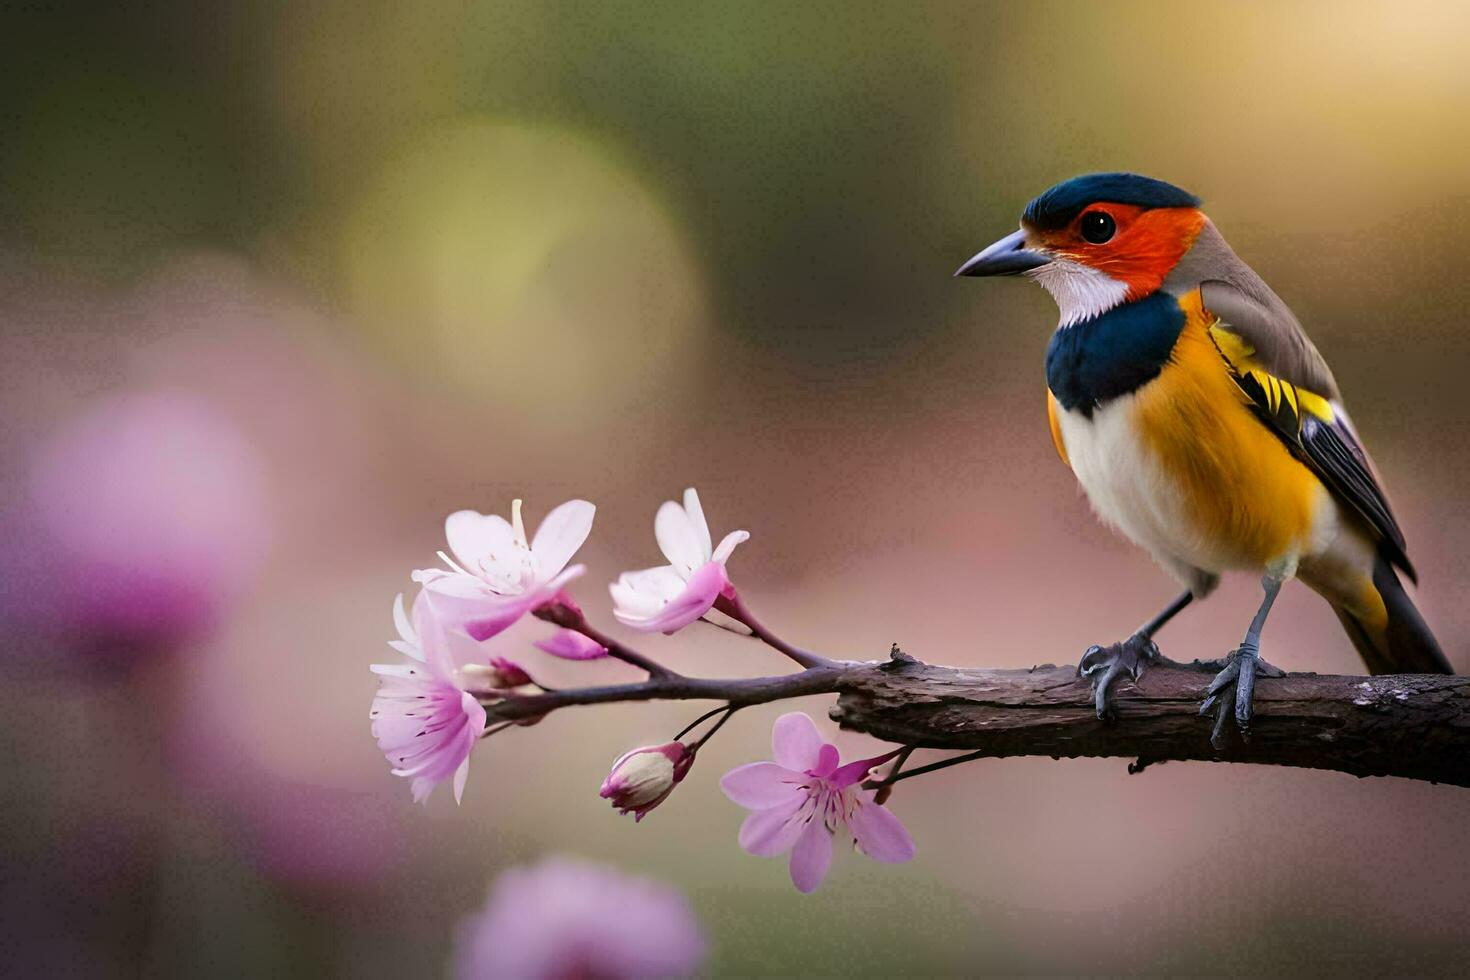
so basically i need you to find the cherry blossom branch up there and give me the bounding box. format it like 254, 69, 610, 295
480, 663, 854, 725
483, 646, 1470, 787
372, 492, 1469, 901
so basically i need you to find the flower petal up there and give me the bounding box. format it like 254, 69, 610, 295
720, 762, 805, 810
532, 628, 608, 660
711, 529, 749, 564
373, 671, 484, 805
420, 575, 535, 642
771, 712, 826, 772
451, 693, 486, 805
737, 797, 809, 857
830, 749, 903, 789
611, 561, 727, 634
608, 565, 686, 617
452, 755, 472, 804
406, 590, 459, 677
540, 564, 586, 596
530, 499, 595, 580
849, 795, 916, 864
681, 488, 713, 558
655, 498, 706, 575
789, 819, 834, 893
392, 592, 417, 647
810, 743, 840, 779
444, 510, 516, 573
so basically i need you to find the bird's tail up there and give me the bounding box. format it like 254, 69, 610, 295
1331, 549, 1451, 675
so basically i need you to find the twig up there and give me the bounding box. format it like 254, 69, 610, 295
534, 602, 678, 678
714, 591, 836, 670
480, 663, 854, 725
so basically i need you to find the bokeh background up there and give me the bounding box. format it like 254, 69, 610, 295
3, 1, 1470, 975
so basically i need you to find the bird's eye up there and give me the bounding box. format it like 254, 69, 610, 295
1079, 210, 1116, 244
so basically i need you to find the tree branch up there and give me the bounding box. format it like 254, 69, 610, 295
482, 643, 1469, 787
830, 649, 1470, 787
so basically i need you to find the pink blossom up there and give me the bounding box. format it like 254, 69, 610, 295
19, 391, 271, 656
532, 627, 608, 660
453, 857, 706, 979
601, 742, 693, 821
414, 498, 594, 641
720, 712, 914, 893
609, 488, 748, 633
370, 593, 487, 804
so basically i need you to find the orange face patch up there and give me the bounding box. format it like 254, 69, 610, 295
1029, 204, 1205, 300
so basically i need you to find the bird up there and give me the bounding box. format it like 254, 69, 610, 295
956, 172, 1451, 742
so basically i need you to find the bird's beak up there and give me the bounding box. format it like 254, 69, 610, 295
953, 230, 1050, 277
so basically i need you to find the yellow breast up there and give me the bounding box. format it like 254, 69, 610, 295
1132, 291, 1326, 569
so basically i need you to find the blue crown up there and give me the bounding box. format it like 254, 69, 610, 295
1022, 173, 1201, 229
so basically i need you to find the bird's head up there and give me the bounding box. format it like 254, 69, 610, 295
957, 173, 1206, 326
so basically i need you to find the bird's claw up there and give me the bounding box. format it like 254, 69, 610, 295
1078, 633, 1159, 721
1200, 644, 1283, 747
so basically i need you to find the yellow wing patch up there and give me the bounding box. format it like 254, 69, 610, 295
1204, 320, 1335, 424
1046, 389, 1068, 466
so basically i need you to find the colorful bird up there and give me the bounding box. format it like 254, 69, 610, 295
957, 173, 1450, 741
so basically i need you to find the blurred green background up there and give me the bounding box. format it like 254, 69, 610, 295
3, 1, 1470, 975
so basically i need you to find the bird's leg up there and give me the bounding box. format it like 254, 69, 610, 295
1078, 590, 1194, 720
1200, 572, 1288, 746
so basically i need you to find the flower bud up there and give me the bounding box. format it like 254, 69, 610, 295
457, 657, 533, 693
487, 656, 532, 688
532, 628, 607, 661
600, 742, 693, 821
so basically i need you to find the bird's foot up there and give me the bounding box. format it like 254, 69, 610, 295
1199, 642, 1285, 747
1078, 633, 1159, 721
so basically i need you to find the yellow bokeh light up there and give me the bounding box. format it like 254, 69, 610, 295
341, 119, 709, 431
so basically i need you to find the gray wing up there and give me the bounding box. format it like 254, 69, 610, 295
1165, 220, 1339, 398
1197, 280, 1339, 399
1166, 220, 1412, 578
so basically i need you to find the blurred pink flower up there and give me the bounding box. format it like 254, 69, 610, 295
19, 390, 270, 655
720, 712, 914, 893
414, 499, 594, 641
532, 627, 608, 660
609, 488, 748, 633
601, 741, 693, 821
453, 857, 706, 979
370, 593, 487, 804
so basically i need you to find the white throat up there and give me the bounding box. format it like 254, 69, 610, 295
1028, 257, 1129, 328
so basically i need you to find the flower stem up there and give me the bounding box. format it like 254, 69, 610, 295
864, 749, 988, 790
714, 590, 836, 670
535, 603, 679, 678
673, 704, 731, 742
479, 721, 516, 740
872, 746, 915, 804
689, 705, 740, 751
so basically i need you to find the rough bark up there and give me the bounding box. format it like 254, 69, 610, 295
829, 650, 1470, 786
